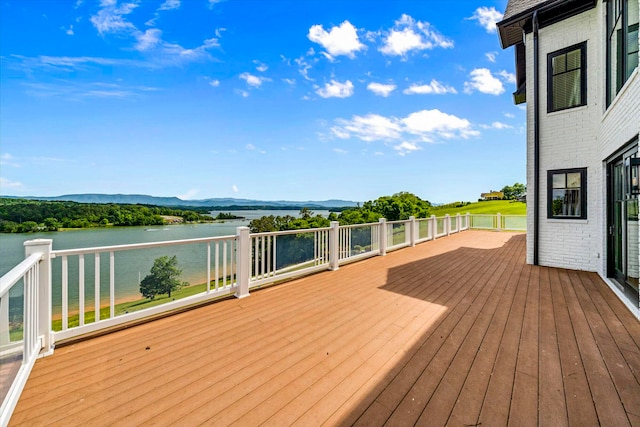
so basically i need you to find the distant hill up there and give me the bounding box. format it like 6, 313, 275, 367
5, 194, 358, 209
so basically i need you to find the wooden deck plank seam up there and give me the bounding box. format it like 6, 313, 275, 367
436, 237, 523, 424
375, 235, 522, 425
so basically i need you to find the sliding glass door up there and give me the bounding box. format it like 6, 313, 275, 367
608, 145, 639, 307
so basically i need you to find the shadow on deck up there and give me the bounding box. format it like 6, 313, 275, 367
8, 231, 640, 426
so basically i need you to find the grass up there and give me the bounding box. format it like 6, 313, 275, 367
50, 280, 231, 331
431, 200, 526, 216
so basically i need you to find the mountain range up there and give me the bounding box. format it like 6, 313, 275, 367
4, 194, 358, 209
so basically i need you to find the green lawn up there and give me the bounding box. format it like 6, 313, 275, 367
431, 200, 526, 216
50, 281, 224, 331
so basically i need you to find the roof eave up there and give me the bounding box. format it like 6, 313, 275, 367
497, 0, 598, 48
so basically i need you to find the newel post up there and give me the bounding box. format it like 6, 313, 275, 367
466, 212, 471, 230
496, 213, 502, 231
409, 216, 416, 246
24, 239, 54, 356
445, 214, 451, 236
456, 213, 461, 233
0, 291, 9, 347
379, 218, 387, 256
430, 215, 437, 240
235, 227, 250, 299
329, 221, 340, 271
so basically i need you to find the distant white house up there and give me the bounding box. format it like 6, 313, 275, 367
480, 190, 504, 200
497, 0, 639, 318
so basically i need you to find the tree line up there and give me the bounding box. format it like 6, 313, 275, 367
248, 192, 432, 233
0, 198, 214, 233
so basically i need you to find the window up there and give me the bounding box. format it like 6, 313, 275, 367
606, 0, 639, 106
548, 168, 587, 219
547, 42, 587, 112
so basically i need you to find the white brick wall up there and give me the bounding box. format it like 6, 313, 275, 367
523, 3, 639, 276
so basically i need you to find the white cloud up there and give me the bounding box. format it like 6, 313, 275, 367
235, 89, 250, 97
239, 72, 270, 88
497, 70, 516, 84
316, 80, 354, 98
333, 148, 348, 154
333, 113, 402, 142
379, 14, 453, 57
209, 79, 220, 87
89, 2, 219, 66
330, 108, 478, 148
295, 56, 316, 81
403, 79, 457, 95
1, 153, 20, 167
403, 109, 477, 139
61, 25, 74, 35
159, 0, 180, 11
0, 177, 23, 190
485, 51, 497, 62
178, 188, 199, 199
20, 81, 158, 100
331, 127, 351, 139
504, 112, 515, 118
367, 82, 396, 97
135, 28, 162, 51
480, 121, 513, 129
246, 144, 256, 150
308, 21, 365, 59
90, 1, 138, 35
282, 78, 296, 86
394, 141, 421, 156
469, 7, 503, 33
232, 184, 239, 193
464, 68, 504, 95
254, 60, 268, 72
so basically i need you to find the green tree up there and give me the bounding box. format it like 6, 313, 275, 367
139, 256, 184, 300
501, 183, 526, 200
19, 221, 39, 232
43, 217, 61, 231
299, 207, 313, 220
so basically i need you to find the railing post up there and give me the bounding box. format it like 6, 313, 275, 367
235, 227, 250, 299
409, 216, 416, 246
378, 218, 387, 256
456, 213, 461, 233
329, 221, 340, 271
24, 239, 53, 356
431, 215, 437, 240
0, 293, 9, 347
466, 213, 471, 230
497, 213, 502, 231
445, 214, 451, 236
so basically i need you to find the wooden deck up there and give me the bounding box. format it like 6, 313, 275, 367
9, 231, 640, 426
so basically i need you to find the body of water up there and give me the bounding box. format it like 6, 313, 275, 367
0, 210, 329, 313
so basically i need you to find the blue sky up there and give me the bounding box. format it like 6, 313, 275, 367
0, 0, 523, 204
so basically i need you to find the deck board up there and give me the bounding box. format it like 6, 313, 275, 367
8, 230, 640, 426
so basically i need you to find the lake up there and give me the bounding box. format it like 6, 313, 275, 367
0, 210, 329, 313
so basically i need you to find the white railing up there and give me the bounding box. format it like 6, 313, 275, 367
50, 234, 239, 342
469, 213, 527, 231
338, 222, 381, 263
249, 227, 331, 288
0, 212, 524, 424
0, 251, 43, 427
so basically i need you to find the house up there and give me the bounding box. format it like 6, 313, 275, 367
497, 0, 639, 318
480, 190, 505, 200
